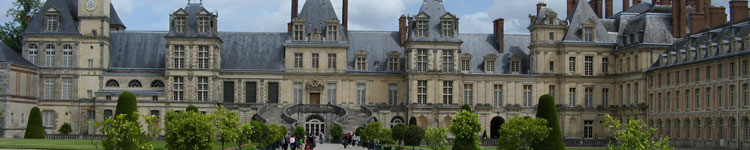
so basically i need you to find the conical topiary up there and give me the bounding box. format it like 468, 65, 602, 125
534, 94, 565, 150
114, 91, 138, 122
24, 107, 45, 139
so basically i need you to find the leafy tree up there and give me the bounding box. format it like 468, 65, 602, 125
330, 124, 344, 141
186, 105, 199, 112
533, 94, 565, 150
449, 110, 482, 150
1, 0, 42, 53
293, 125, 306, 139
211, 105, 240, 150
236, 123, 255, 150
496, 117, 551, 150
143, 114, 161, 141
403, 125, 425, 149
264, 124, 287, 148
424, 127, 448, 150
58, 123, 72, 134
355, 126, 364, 136
89, 113, 157, 150
461, 104, 472, 112
360, 122, 393, 144
23, 107, 44, 139
165, 111, 215, 150
379, 128, 395, 145
391, 123, 408, 145
409, 117, 417, 126
603, 115, 672, 150
114, 91, 138, 122
250, 121, 272, 147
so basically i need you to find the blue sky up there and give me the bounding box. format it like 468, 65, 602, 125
0, 0, 734, 34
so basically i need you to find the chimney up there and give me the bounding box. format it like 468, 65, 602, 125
730, 0, 749, 23
624, 0, 630, 11
606, 0, 613, 18
26, 15, 31, 29
343, 0, 349, 37
656, 0, 673, 5
690, 13, 707, 33
589, 0, 603, 18
568, 0, 577, 16
291, 0, 298, 19
399, 15, 407, 46
633, 0, 640, 5
709, 6, 727, 28
493, 18, 505, 53
673, 0, 687, 37
537, 2, 547, 14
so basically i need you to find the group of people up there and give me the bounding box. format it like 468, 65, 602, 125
281, 132, 325, 150
341, 132, 360, 149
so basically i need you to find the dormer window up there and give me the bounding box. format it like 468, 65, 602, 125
484, 54, 498, 73
583, 27, 595, 42
441, 21, 454, 38
46, 14, 58, 32
732, 38, 741, 52
387, 51, 400, 71
416, 21, 429, 38
355, 50, 368, 71
547, 17, 554, 25
510, 57, 521, 74
292, 18, 306, 41
174, 16, 187, 33
721, 41, 729, 54
460, 53, 472, 72
198, 17, 210, 33
710, 44, 718, 56
327, 24, 338, 41
630, 33, 636, 44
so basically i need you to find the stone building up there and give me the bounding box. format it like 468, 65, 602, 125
2, 0, 750, 148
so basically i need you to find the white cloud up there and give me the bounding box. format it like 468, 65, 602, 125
459, 12, 492, 33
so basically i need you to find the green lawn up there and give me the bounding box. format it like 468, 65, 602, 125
398, 145, 606, 150
0, 138, 239, 150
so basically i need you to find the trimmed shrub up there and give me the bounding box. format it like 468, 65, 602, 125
114, 91, 138, 122
403, 125, 424, 147
534, 94, 565, 150
391, 123, 408, 144
409, 117, 417, 126
165, 111, 215, 150
186, 105, 199, 112
24, 107, 44, 139
461, 104, 472, 112
293, 125, 306, 139
58, 123, 72, 134
330, 124, 344, 141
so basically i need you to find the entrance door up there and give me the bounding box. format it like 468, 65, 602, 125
310, 93, 320, 105
268, 82, 279, 103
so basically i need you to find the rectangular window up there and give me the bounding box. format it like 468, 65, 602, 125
666, 92, 671, 112
685, 90, 691, 111
730, 85, 736, 107
744, 84, 749, 108
443, 81, 453, 104
569, 88, 576, 107
417, 80, 428, 104
585, 87, 593, 108
486, 60, 496, 72
293, 24, 304, 41
634, 83, 639, 104
707, 66, 712, 80
676, 71, 680, 85
603, 88, 609, 107
44, 79, 54, 99
441, 21, 454, 37
294, 53, 303, 68
666, 73, 671, 85
706, 88, 712, 110
461, 60, 471, 72
223, 81, 234, 103
549, 32, 555, 40
626, 84, 631, 105
685, 69, 690, 83
246, 82, 257, 103
389, 84, 398, 105
61, 78, 72, 100
327, 25, 338, 41
198, 46, 209, 69
28, 46, 38, 65
43, 111, 54, 127
173, 45, 185, 69
676, 91, 681, 111
327, 83, 337, 104
718, 86, 724, 109
355, 57, 367, 71
744, 60, 749, 76
730, 62, 736, 79
602, 58, 609, 73
658, 93, 662, 112
569, 57, 576, 73
524, 85, 533, 106
104, 110, 113, 119
268, 82, 279, 103
718, 64, 724, 79
549, 85, 556, 98
584, 120, 594, 138
464, 84, 473, 105
294, 83, 303, 104
62, 46, 73, 67
197, 77, 208, 102
494, 85, 503, 106
417, 21, 428, 37
198, 17, 210, 33
88, 59, 93, 68
45, 47, 55, 67
635, 56, 639, 71
173, 77, 184, 101
549, 61, 555, 72
312, 53, 319, 68
696, 68, 701, 82
328, 54, 337, 69
626, 57, 631, 72
150, 110, 160, 120
388, 57, 399, 71
175, 17, 186, 33
442, 50, 455, 72
46, 15, 58, 31
357, 83, 366, 105
696, 89, 701, 110
583, 27, 594, 41
510, 60, 520, 73
416, 50, 428, 72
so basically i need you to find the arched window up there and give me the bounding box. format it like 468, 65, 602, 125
128, 80, 142, 87
106, 79, 119, 87
62, 45, 73, 67
28, 44, 38, 65
151, 80, 165, 87
45, 44, 55, 67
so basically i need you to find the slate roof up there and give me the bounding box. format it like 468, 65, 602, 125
407, 0, 462, 43
295, 0, 346, 41
563, 0, 617, 43
461, 34, 530, 74
110, 31, 168, 69
624, 2, 653, 13
650, 21, 750, 69
618, 13, 674, 48
531, 8, 567, 26
0, 42, 36, 68
25, 0, 125, 35
346, 31, 405, 73
165, 3, 220, 38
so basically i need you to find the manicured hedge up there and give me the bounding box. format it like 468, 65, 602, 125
24, 107, 44, 139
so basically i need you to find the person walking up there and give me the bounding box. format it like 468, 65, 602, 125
343, 132, 351, 149
283, 133, 290, 150
319, 131, 324, 144
290, 136, 297, 150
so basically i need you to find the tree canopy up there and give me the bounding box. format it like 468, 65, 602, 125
496, 117, 551, 150
424, 127, 448, 150
449, 110, 482, 150
604, 115, 671, 150
1, 0, 42, 53
165, 111, 215, 150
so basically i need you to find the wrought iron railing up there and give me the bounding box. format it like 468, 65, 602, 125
281, 104, 348, 127
360, 105, 378, 123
